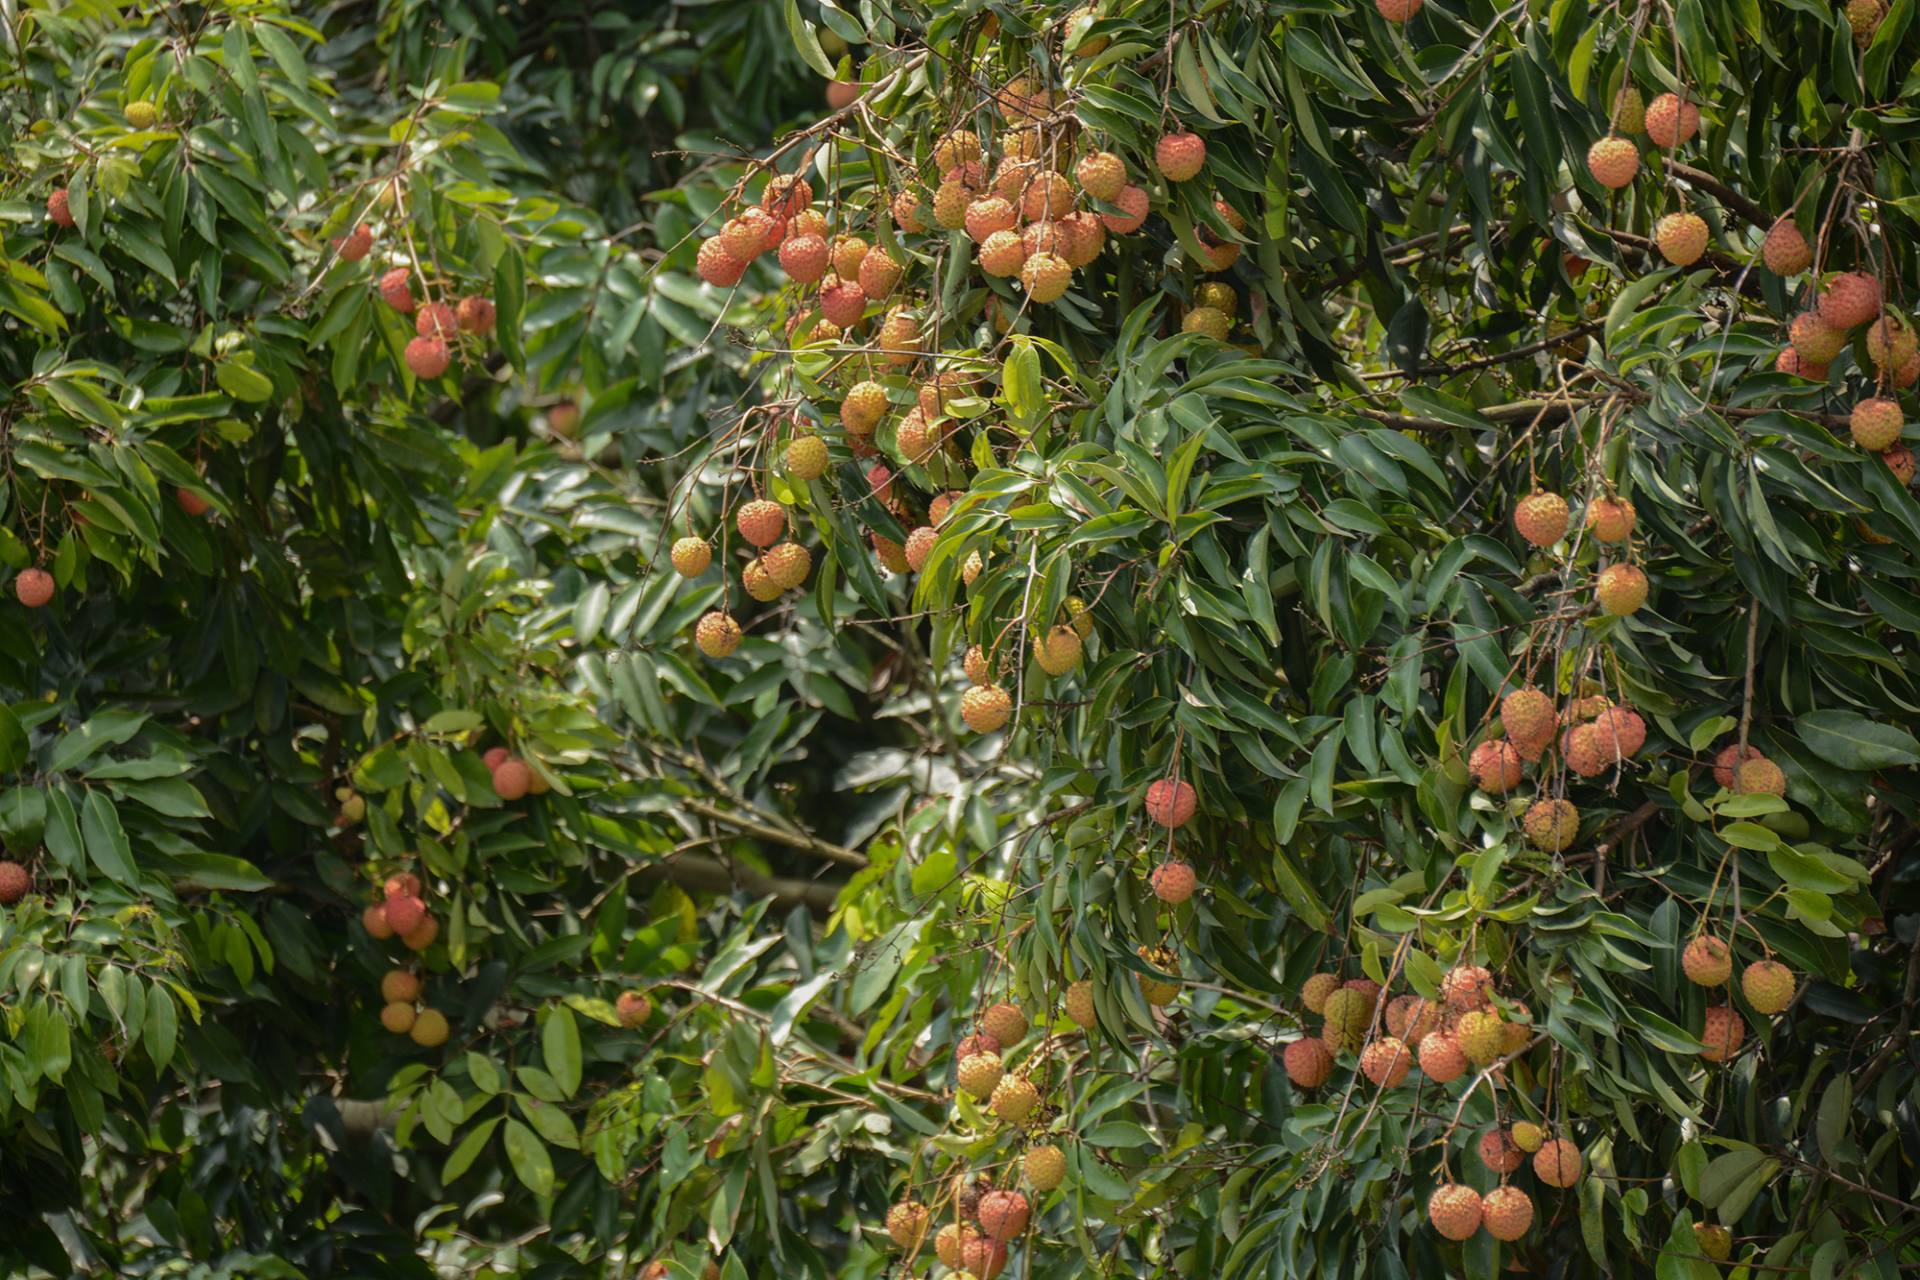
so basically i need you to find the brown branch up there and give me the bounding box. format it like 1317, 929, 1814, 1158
682, 799, 869, 869
1670, 162, 1773, 229
637, 851, 842, 915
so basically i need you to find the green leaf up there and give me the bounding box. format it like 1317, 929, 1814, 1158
502, 1118, 556, 1197
1795, 709, 1920, 769
541, 1006, 582, 1098
442, 1116, 502, 1183
80, 790, 139, 885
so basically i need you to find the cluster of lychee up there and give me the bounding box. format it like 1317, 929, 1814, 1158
1680, 933, 1797, 1062
1511, 488, 1648, 618
679, 497, 816, 661
1584, 87, 1700, 192
362, 870, 441, 954
955, 596, 1092, 735
373, 254, 499, 381
1467, 682, 1650, 849
375, 963, 449, 1048
481, 745, 547, 801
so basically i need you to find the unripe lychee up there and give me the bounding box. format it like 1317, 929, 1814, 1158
1586, 136, 1640, 189
1762, 218, 1812, 276
1612, 85, 1646, 133
1456, 1010, 1506, 1065
1320, 987, 1371, 1054
402, 336, 449, 379
616, 990, 652, 1027
857, 250, 903, 298
1482, 1186, 1533, 1241
778, 232, 830, 283
1682, 935, 1732, 986
1713, 744, 1764, 788
1022, 252, 1072, 303
828, 235, 868, 281
1427, 1184, 1483, 1241
1533, 1137, 1583, 1187
1183, 306, 1231, 341
896, 411, 939, 463
1024, 1143, 1068, 1192
719, 215, 765, 262
1741, 959, 1795, 1014
1034, 623, 1082, 675
409, 1007, 449, 1047
933, 129, 982, 171
1300, 973, 1340, 1013
1283, 1037, 1333, 1087
935, 1224, 973, 1269
1150, 859, 1196, 904
1595, 562, 1648, 616
735, 499, 786, 547
956, 1049, 1004, 1098
380, 968, 422, 1004
1586, 495, 1636, 543
334, 224, 372, 262
1850, 397, 1904, 451
1418, 1032, 1467, 1083
819, 279, 866, 328
979, 230, 1027, 277
961, 647, 995, 688
1065, 979, 1097, 1028
1513, 490, 1570, 546
886, 1200, 930, 1249
1523, 798, 1580, 851
1387, 995, 1440, 1044
1644, 93, 1700, 148
1849, 0, 1888, 43
1360, 1036, 1412, 1087
786, 434, 829, 480
1734, 756, 1786, 796
1695, 1223, 1732, 1261
785, 209, 827, 241
877, 308, 921, 364
0, 860, 30, 905
976, 1189, 1029, 1242
742, 558, 781, 603
1655, 212, 1709, 266
1076, 151, 1127, 201
379, 266, 415, 312
1155, 131, 1206, 181
1478, 1128, 1525, 1174
381, 1001, 417, 1033
1101, 185, 1151, 234
47, 188, 74, 227
956, 1033, 1000, 1063
1775, 346, 1829, 380
933, 175, 976, 229
695, 611, 743, 658
1144, 778, 1197, 828
1136, 945, 1180, 1005
1700, 1004, 1749, 1062
1789, 311, 1847, 364
840, 381, 889, 435
990, 1072, 1039, 1123
1502, 687, 1556, 758
1470, 739, 1524, 793
962, 1237, 1009, 1280
964, 195, 1017, 244
981, 1001, 1028, 1046
669, 537, 712, 578
1864, 312, 1917, 371
959, 682, 1004, 733
1820, 270, 1882, 329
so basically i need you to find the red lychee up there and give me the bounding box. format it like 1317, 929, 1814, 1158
1469, 739, 1524, 794
759, 174, 813, 220
1586, 495, 1636, 543
1478, 1127, 1525, 1174
735, 499, 786, 547
1101, 185, 1151, 234
1644, 93, 1700, 148
1154, 131, 1207, 182
1700, 1005, 1745, 1060
616, 990, 652, 1027
1022, 252, 1072, 303
976, 1189, 1030, 1241
47, 188, 75, 227
1417, 1032, 1467, 1083
1501, 687, 1557, 759
696, 237, 747, 287
383, 892, 426, 935
379, 267, 415, 312
14, 568, 53, 608
1150, 859, 1196, 904
1076, 151, 1127, 201
1359, 1036, 1412, 1087
1775, 346, 1829, 380
492, 758, 532, 801
1427, 1184, 1483, 1241
1762, 219, 1811, 276
415, 301, 457, 339
1283, 1037, 1333, 1087
455, 296, 496, 334
0, 860, 31, 905
404, 337, 450, 379
778, 232, 830, 284
1820, 270, 1882, 329
334, 224, 372, 262
1144, 778, 1197, 828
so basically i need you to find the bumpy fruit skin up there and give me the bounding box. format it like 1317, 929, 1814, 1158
455, 295, 496, 334
1455, 1010, 1506, 1065
1183, 306, 1231, 341
380, 1001, 417, 1033
1533, 1137, 1584, 1187
14, 568, 54, 608
1034, 624, 1082, 675
858, 249, 903, 298
962, 1237, 1009, 1280
1595, 562, 1648, 616
877, 309, 922, 365
1502, 687, 1556, 758
416, 302, 458, 339
903, 527, 938, 572
1849, 0, 1888, 42
1586, 136, 1640, 189
1511, 1121, 1544, 1152
841, 381, 889, 434
1713, 743, 1764, 789
1644, 93, 1700, 148
1076, 151, 1127, 201
1695, 1223, 1732, 1261
1025, 1143, 1067, 1191
1154, 131, 1207, 181
956, 1033, 1000, 1063
409, 1008, 450, 1047
961, 684, 1012, 734
362, 902, 394, 939
981, 1001, 1028, 1046
1100, 185, 1151, 234
1586, 495, 1636, 542
786, 434, 829, 481
1300, 973, 1340, 1014
735, 499, 786, 547
1376, 0, 1424, 19
669, 537, 712, 578
1820, 270, 1882, 329
1523, 798, 1580, 851
759, 174, 813, 219
1850, 397, 1904, 451
1150, 859, 1197, 904
1478, 1128, 1525, 1174
891, 189, 926, 234
933, 129, 981, 171
1359, 1036, 1412, 1087
1742, 959, 1796, 1014
1137, 945, 1180, 1005
47, 188, 74, 227
380, 968, 421, 1005
1790, 311, 1848, 363
872, 533, 909, 574
1592, 707, 1647, 758
1442, 964, 1494, 1010
335, 224, 373, 263
936, 1222, 976, 1268
1482, 1186, 1534, 1241
1145, 778, 1198, 828
829, 234, 868, 280
820, 279, 867, 329
1864, 313, 1917, 370
1513, 490, 1570, 546
1612, 85, 1646, 132
1022, 172, 1075, 223
1283, 1037, 1333, 1087
978, 229, 1027, 277
1775, 346, 1828, 380
1470, 739, 1524, 793
764, 542, 810, 591
956, 1049, 1004, 1098
990, 1073, 1039, 1123
1320, 987, 1371, 1054
778, 232, 830, 283
1735, 757, 1786, 797
1343, 978, 1382, 1012
616, 990, 652, 1027
933, 176, 976, 230
1655, 212, 1709, 266
1682, 936, 1733, 986
0, 860, 31, 905
886, 1200, 930, 1249
1563, 724, 1607, 777
1763, 218, 1812, 276
977, 1190, 1030, 1242
1065, 979, 1098, 1029
379, 267, 415, 312
1418, 1032, 1467, 1083
1022, 252, 1073, 303
1427, 1184, 1483, 1241
1388, 996, 1440, 1044
695, 611, 743, 658
383, 892, 427, 935
405, 337, 450, 379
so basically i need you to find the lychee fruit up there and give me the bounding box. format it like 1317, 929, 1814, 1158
1155, 131, 1207, 182
1320, 987, 1372, 1054
1065, 979, 1098, 1028
778, 232, 830, 283
1418, 1032, 1467, 1083
981, 1001, 1028, 1046
1101, 185, 1151, 234
976, 1189, 1030, 1242
379, 267, 416, 312
1700, 1004, 1746, 1062
1563, 723, 1608, 777
961, 1236, 1009, 1279
47, 188, 74, 227
872, 533, 909, 574
786, 434, 829, 480
1741, 959, 1795, 1014
735, 499, 786, 547
381, 1001, 417, 1033
1864, 313, 1917, 371
1595, 562, 1648, 616
1850, 397, 1903, 451
892, 189, 926, 233
1076, 151, 1126, 201
759, 174, 813, 219
829, 235, 868, 280
1136, 945, 1180, 1005
1734, 756, 1786, 796
933, 129, 982, 171
840, 381, 889, 435
693, 237, 746, 287
1644, 93, 1700, 148
1034, 624, 1082, 675
1478, 1128, 1525, 1174
1150, 859, 1196, 904
877, 308, 921, 363
1376, 0, 1425, 19
1387, 995, 1439, 1043
1775, 346, 1828, 380
1510, 1121, 1544, 1152
1682, 935, 1732, 986
820, 279, 867, 328
857, 249, 902, 298
1300, 973, 1340, 1013
1762, 218, 1812, 276
1713, 744, 1765, 789
695, 611, 743, 658
416, 301, 457, 339
14, 567, 55, 608
990, 1072, 1039, 1123
1441, 964, 1494, 1009
1586, 495, 1636, 542
1021, 171, 1074, 222
1284, 1037, 1333, 1087
455, 295, 496, 334
899, 526, 936, 572
1696, 1223, 1732, 1261
964, 196, 1017, 244
956, 1033, 1000, 1062
404, 337, 450, 379
383, 893, 426, 935
1502, 687, 1556, 758
1025, 1143, 1067, 1191
979, 230, 1027, 277
1359, 1036, 1412, 1087
1523, 798, 1580, 851
1482, 1186, 1533, 1241
1790, 311, 1849, 363
933, 175, 976, 229
1849, 0, 1888, 43
1612, 85, 1646, 133
935, 1223, 975, 1268
0, 860, 31, 905
1533, 1137, 1584, 1187
956, 1049, 1004, 1098
1468, 739, 1524, 794
741, 558, 782, 603
362, 902, 394, 939
616, 990, 652, 1027
669, 537, 711, 577
1586, 136, 1640, 189
1884, 444, 1917, 483
492, 759, 532, 800
1144, 778, 1197, 828
1183, 306, 1231, 341
1022, 252, 1072, 303
961, 684, 1011, 733
1513, 490, 1570, 546
1655, 212, 1709, 266
886, 1200, 930, 1249
1456, 1010, 1507, 1065
1820, 270, 1882, 329
1427, 1184, 1483, 1241
409, 1008, 450, 1046
1592, 706, 1647, 758
334, 224, 372, 262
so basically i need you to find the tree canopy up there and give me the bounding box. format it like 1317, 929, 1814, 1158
2, 1, 1919, 1279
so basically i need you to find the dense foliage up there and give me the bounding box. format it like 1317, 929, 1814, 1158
3, 1, 1920, 1279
